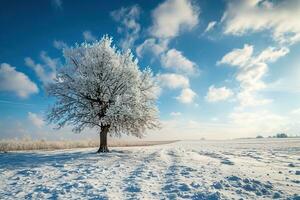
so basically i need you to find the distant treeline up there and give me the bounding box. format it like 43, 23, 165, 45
256, 133, 300, 139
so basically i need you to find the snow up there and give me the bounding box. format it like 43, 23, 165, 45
0, 138, 300, 199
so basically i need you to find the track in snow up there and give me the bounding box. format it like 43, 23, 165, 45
0, 139, 300, 199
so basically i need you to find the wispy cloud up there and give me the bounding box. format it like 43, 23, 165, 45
25, 51, 60, 86
204, 21, 217, 33
83, 30, 96, 42
28, 112, 45, 128
170, 112, 181, 117
222, 0, 300, 45
218, 44, 289, 108
111, 5, 141, 50
53, 40, 68, 50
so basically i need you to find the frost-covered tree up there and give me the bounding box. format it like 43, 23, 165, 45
47, 36, 160, 153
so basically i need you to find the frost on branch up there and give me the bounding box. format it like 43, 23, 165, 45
46, 35, 160, 138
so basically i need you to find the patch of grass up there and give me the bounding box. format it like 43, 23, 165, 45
0, 139, 177, 152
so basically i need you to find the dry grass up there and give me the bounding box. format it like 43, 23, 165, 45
0, 139, 177, 152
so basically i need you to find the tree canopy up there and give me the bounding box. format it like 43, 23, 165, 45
47, 36, 160, 139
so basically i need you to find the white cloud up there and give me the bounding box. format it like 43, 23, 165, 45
0, 63, 39, 98
176, 88, 196, 104
256, 46, 289, 63
157, 73, 189, 89
204, 21, 217, 33
170, 112, 181, 117
136, 38, 168, 57
135, 0, 199, 82
83, 30, 96, 42
222, 0, 300, 44
40, 51, 58, 71
161, 48, 198, 75
134, 0, 199, 105
150, 0, 199, 39
28, 112, 45, 128
218, 44, 289, 108
25, 51, 59, 85
205, 85, 233, 102
236, 90, 272, 108
156, 72, 197, 105
229, 110, 287, 133
217, 44, 253, 67
111, 5, 141, 50
53, 40, 68, 50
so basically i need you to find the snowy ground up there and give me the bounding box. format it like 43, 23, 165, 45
0, 139, 299, 199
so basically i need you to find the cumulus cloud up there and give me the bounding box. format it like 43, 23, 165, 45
135, 0, 199, 80
205, 85, 233, 102
111, 5, 141, 50
28, 112, 45, 128
136, 38, 168, 57
135, 0, 200, 104
204, 21, 217, 33
218, 44, 289, 107
0, 63, 38, 98
222, 0, 300, 44
83, 30, 96, 42
25, 51, 60, 85
150, 0, 199, 39
157, 73, 197, 104
161, 49, 198, 75
176, 88, 196, 104
136, 0, 199, 59
157, 73, 189, 89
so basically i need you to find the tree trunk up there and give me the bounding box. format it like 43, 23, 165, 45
97, 125, 110, 153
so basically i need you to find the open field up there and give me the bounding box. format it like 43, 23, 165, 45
0, 138, 299, 199
0, 139, 176, 152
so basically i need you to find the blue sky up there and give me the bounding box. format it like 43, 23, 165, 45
1, 0, 300, 140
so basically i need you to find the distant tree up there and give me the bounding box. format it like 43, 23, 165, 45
275, 133, 288, 138
256, 135, 263, 139
47, 36, 160, 153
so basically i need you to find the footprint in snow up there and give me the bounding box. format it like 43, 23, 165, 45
124, 185, 141, 193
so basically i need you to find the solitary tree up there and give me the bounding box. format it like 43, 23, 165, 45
47, 36, 160, 153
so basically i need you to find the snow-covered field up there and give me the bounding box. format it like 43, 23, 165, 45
0, 139, 299, 199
